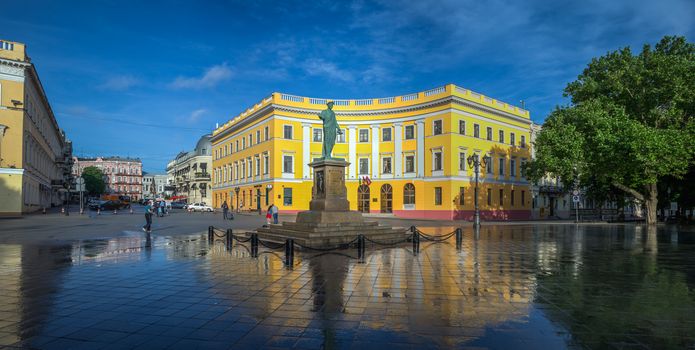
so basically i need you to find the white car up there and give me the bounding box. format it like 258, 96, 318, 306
188, 203, 213, 212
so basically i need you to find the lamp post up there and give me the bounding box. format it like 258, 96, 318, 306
467, 154, 487, 227
234, 187, 240, 213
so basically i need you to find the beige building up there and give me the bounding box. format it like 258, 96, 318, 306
0, 39, 72, 215
166, 135, 212, 204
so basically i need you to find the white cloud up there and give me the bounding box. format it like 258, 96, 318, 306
170, 63, 232, 89
98, 75, 140, 91
302, 59, 353, 82
188, 109, 207, 122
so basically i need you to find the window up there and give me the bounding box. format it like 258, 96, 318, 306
485, 156, 493, 174
474, 124, 480, 138
434, 187, 442, 205
359, 129, 369, 142
313, 129, 323, 142
459, 187, 465, 205
499, 189, 504, 205
382, 157, 392, 174
236, 140, 239, 152
382, 128, 392, 142
283, 125, 293, 139
459, 152, 466, 171
256, 130, 261, 144
403, 183, 415, 205
487, 188, 492, 205
521, 190, 526, 206
283, 156, 293, 173
359, 158, 369, 175
241, 162, 246, 178
337, 129, 346, 143
405, 155, 415, 173
510, 133, 516, 146
263, 155, 269, 174
486, 127, 492, 140
242, 138, 246, 149
405, 125, 415, 140
433, 151, 442, 171
235, 163, 239, 179
433, 120, 442, 135
510, 159, 516, 177
249, 134, 253, 146
459, 120, 466, 135
499, 130, 504, 143
499, 158, 505, 176
283, 188, 293, 206
520, 135, 526, 148
255, 157, 260, 176
264, 126, 269, 141
247, 158, 253, 177
520, 160, 526, 178
511, 190, 515, 206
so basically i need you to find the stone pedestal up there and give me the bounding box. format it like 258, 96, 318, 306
257, 158, 407, 246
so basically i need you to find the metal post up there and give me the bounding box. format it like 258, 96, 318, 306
412, 227, 420, 255
208, 226, 214, 243
473, 162, 480, 227
226, 228, 233, 249
79, 189, 83, 215
285, 238, 294, 268
357, 234, 365, 262
251, 233, 258, 258
455, 228, 462, 250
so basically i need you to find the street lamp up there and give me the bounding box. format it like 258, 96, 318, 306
234, 187, 240, 213
467, 154, 488, 227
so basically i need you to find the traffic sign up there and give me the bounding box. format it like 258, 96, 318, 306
572, 195, 580, 203
76, 177, 85, 185
76, 184, 86, 192
572, 189, 579, 196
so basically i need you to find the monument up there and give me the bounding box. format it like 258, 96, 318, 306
257, 101, 407, 246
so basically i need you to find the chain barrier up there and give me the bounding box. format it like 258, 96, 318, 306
362, 235, 411, 246
258, 239, 286, 250
294, 236, 360, 252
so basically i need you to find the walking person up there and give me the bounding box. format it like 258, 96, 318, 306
142, 200, 153, 233
222, 200, 229, 220
266, 205, 272, 225
271, 203, 279, 224
157, 200, 164, 217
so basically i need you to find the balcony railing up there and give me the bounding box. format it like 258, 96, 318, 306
194, 172, 211, 180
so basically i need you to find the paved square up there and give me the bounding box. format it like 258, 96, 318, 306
0, 224, 693, 349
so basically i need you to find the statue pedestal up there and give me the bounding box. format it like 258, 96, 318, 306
257, 158, 406, 247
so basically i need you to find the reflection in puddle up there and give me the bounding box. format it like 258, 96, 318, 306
0, 224, 694, 349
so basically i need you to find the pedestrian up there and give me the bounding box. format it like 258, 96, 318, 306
222, 200, 229, 220
157, 200, 164, 217
271, 203, 279, 224
266, 205, 272, 225
229, 205, 234, 220
142, 200, 153, 233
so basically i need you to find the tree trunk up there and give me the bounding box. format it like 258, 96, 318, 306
644, 183, 658, 225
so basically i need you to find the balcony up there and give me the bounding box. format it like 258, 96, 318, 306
194, 172, 210, 180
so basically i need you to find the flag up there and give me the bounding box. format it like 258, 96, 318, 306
363, 176, 372, 186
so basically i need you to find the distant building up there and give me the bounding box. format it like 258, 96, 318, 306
72, 157, 143, 200
166, 135, 212, 204
142, 174, 169, 199
0, 39, 73, 215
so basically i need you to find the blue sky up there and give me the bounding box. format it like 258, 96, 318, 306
2, 0, 693, 173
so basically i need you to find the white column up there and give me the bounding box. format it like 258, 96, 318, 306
416, 120, 425, 177
348, 125, 357, 179
371, 125, 380, 179
302, 123, 311, 179
394, 123, 402, 177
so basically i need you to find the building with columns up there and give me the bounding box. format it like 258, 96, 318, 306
72, 157, 142, 200
211, 84, 532, 220
0, 39, 73, 215
165, 135, 212, 204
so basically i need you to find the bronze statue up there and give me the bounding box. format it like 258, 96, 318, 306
318, 101, 343, 159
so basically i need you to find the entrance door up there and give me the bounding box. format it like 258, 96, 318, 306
358, 185, 370, 213
380, 184, 393, 213
256, 189, 261, 211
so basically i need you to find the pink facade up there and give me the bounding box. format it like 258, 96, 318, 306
72, 157, 143, 200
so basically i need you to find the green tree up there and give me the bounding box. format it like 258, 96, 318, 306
81, 166, 106, 196
527, 36, 695, 225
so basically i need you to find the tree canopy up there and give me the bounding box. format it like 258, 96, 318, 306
81, 166, 106, 196
527, 36, 695, 224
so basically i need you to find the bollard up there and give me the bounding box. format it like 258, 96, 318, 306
226, 228, 233, 249
114, 209, 117, 215
357, 234, 365, 263
208, 226, 214, 243
455, 227, 463, 250
61, 207, 65, 214
285, 238, 294, 268
412, 228, 420, 255
97, 208, 101, 215
251, 233, 259, 258
130, 207, 134, 214
42, 207, 46, 214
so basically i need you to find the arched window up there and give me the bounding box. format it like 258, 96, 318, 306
403, 183, 415, 205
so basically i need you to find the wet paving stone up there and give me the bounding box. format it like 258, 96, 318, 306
0, 224, 694, 349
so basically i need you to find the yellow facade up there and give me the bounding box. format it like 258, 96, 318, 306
0, 39, 72, 215
211, 84, 532, 220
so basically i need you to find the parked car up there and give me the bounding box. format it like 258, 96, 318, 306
170, 201, 187, 209
89, 200, 124, 211
188, 203, 213, 212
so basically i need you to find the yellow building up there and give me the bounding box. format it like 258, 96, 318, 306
211, 84, 532, 220
0, 39, 72, 215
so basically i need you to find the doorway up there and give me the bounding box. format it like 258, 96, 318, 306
358, 185, 370, 213
380, 184, 393, 213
